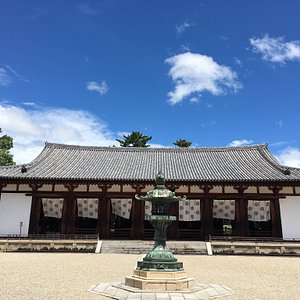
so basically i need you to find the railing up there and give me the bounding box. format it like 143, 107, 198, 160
109, 228, 131, 239
178, 229, 202, 240
249, 230, 273, 237
209, 235, 284, 243
74, 227, 97, 235
0, 234, 99, 240
144, 228, 154, 240
212, 229, 239, 237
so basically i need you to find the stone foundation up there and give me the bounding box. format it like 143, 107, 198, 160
125, 270, 194, 291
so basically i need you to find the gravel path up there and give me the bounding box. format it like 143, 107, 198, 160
1, 253, 300, 300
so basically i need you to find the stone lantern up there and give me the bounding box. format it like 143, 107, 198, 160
125, 172, 194, 291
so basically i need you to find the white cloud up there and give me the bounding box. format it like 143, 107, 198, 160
189, 97, 199, 104
0, 68, 12, 86
0, 104, 44, 138
220, 36, 229, 41
227, 139, 253, 147
5, 65, 29, 83
22, 102, 36, 106
165, 52, 241, 105
234, 57, 243, 67
276, 147, 300, 168
86, 81, 108, 95
149, 143, 168, 148
250, 34, 300, 63
276, 119, 283, 128
78, 2, 98, 15
0, 66, 29, 86
0, 103, 117, 164
269, 141, 288, 147
200, 121, 216, 128
181, 44, 191, 52
176, 22, 192, 35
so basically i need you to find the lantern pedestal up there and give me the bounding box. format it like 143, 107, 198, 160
125, 215, 194, 291
125, 269, 194, 291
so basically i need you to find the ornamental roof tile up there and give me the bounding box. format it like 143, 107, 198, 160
1, 142, 300, 183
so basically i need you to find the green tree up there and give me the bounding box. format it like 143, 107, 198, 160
0, 128, 15, 166
116, 131, 152, 147
173, 139, 192, 148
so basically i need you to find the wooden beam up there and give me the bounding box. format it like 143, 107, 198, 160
61, 192, 76, 234
99, 196, 110, 239
28, 195, 41, 234
236, 198, 249, 237
131, 198, 144, 239
201, 198, 213, 240
271, 199, 283, 238
167, 202, 179, 239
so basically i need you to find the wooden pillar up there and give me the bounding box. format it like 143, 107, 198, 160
28, 194, 41, 234
99, 195, 110, 239
201, 197, 213, 240
270, 198, 282, 238
131, 198, 144, 239
28, 184, 43, 234
167, 202, 179, 239
61, 191, 76, 234
236, 198, 249, 237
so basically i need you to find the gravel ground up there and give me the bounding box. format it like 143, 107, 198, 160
1, 253, 300, 300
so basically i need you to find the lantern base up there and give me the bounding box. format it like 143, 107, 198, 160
125, 269, 194, 291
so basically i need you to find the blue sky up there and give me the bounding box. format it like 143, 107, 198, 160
1, 0, 300, 166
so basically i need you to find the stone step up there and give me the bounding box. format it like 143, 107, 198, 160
100, 240, 208, 255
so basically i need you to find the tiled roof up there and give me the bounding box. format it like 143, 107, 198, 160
0, 142, 299, 183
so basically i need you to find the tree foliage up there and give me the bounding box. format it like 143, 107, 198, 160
116, 131, 152, 147
173, 139, 192, 148
0, 128, 15, 166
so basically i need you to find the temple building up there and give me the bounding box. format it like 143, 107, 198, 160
0, 142, 300, 241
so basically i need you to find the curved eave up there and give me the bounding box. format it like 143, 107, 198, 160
1, 142, 300, 185
1, 176, 300, 188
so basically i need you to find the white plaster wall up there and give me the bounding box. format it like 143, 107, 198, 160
0, 193, 32, 236
280, 196, 300, 240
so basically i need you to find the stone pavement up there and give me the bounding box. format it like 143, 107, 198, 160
88, 282, 233, 299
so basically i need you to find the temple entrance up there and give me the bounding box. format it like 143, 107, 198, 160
249, 220, 272, 237
39, 198, 63, 235
109, 198, 132, 239
178, 199, 202, 240
248, 200, 272, 237
39, 216, 62, 234
74, 198, 99, 234
212, 200, 237, 236
213, 218, 237, 236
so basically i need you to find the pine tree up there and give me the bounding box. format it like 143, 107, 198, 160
0, 128, 15, 166
173, 139, 192, 148
116, 131, 152, 147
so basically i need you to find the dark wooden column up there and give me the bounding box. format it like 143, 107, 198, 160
199, 185, 213, 240
270, 198, 282, 238
61, 184, 77, 234
131, 198, 144, 239
167, 202, 179, 239
28, 195, 41, 234
233, 186, 249, 237
268, 187, 283, 238
99, 195, 110, 239
97, 183, 113, 239
236, 198, 249, 237
201, 197, 213, 240
28, 184, 43, 234
131, 184, 147, 239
